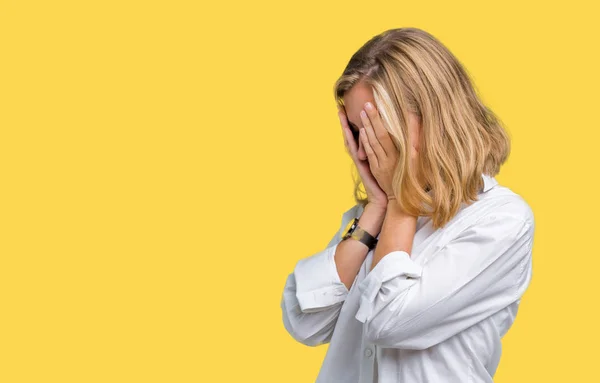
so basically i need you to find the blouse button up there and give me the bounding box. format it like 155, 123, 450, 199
364, 348, 373, 357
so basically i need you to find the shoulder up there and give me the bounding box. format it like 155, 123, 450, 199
481, 185, 534, 223
473, 185, 535, 241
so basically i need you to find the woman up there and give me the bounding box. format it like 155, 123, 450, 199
280, 27, 535, 383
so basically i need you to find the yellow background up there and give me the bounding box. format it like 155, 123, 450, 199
1, 0, 598, 381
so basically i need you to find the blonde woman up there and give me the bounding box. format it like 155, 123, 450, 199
280, 27, 535, 383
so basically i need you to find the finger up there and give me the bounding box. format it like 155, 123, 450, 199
360, 128, 378, 167
338, 110, 358, 157
364, 102, 396, 157
338, 111, 353, 152
360, 109, 386, 160
341, 125, 350, 154
342, 125, 355, 157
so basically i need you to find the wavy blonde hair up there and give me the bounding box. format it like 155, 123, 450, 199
333, 27, 510, 229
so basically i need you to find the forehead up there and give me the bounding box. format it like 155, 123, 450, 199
342, 81, 375, 128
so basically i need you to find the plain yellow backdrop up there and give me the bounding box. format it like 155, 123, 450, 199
1, 0, 598, 382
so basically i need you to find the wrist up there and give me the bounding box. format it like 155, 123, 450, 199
386, 199, 417, 220
366, 201, 387, 214
359, 203, 386, 237
364, 201, 387, 214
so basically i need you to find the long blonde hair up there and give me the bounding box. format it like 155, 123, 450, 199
333, 27, 510, 229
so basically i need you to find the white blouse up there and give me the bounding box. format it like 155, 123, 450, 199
281, 174, 535, 382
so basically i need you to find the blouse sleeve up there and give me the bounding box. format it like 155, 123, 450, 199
354, 212, 535, 350
280, 204, 359, 346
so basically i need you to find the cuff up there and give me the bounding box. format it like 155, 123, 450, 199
355, 251, 423, 323
294, 243, 349, 313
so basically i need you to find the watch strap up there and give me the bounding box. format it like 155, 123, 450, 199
342, 217, 378, 250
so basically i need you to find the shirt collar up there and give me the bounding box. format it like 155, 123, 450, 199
425, 173, 497, 196
480, 173, 498, 193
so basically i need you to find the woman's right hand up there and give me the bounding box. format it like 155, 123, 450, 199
338, 107, 389, 210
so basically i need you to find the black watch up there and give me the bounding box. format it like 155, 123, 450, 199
342, 217, 378, 250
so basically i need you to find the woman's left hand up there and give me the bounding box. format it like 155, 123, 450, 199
359, 102, 400, 199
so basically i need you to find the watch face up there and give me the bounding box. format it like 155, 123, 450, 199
343, 218, 358, 237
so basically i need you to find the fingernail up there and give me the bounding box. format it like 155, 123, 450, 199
365, 102, 373, 110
